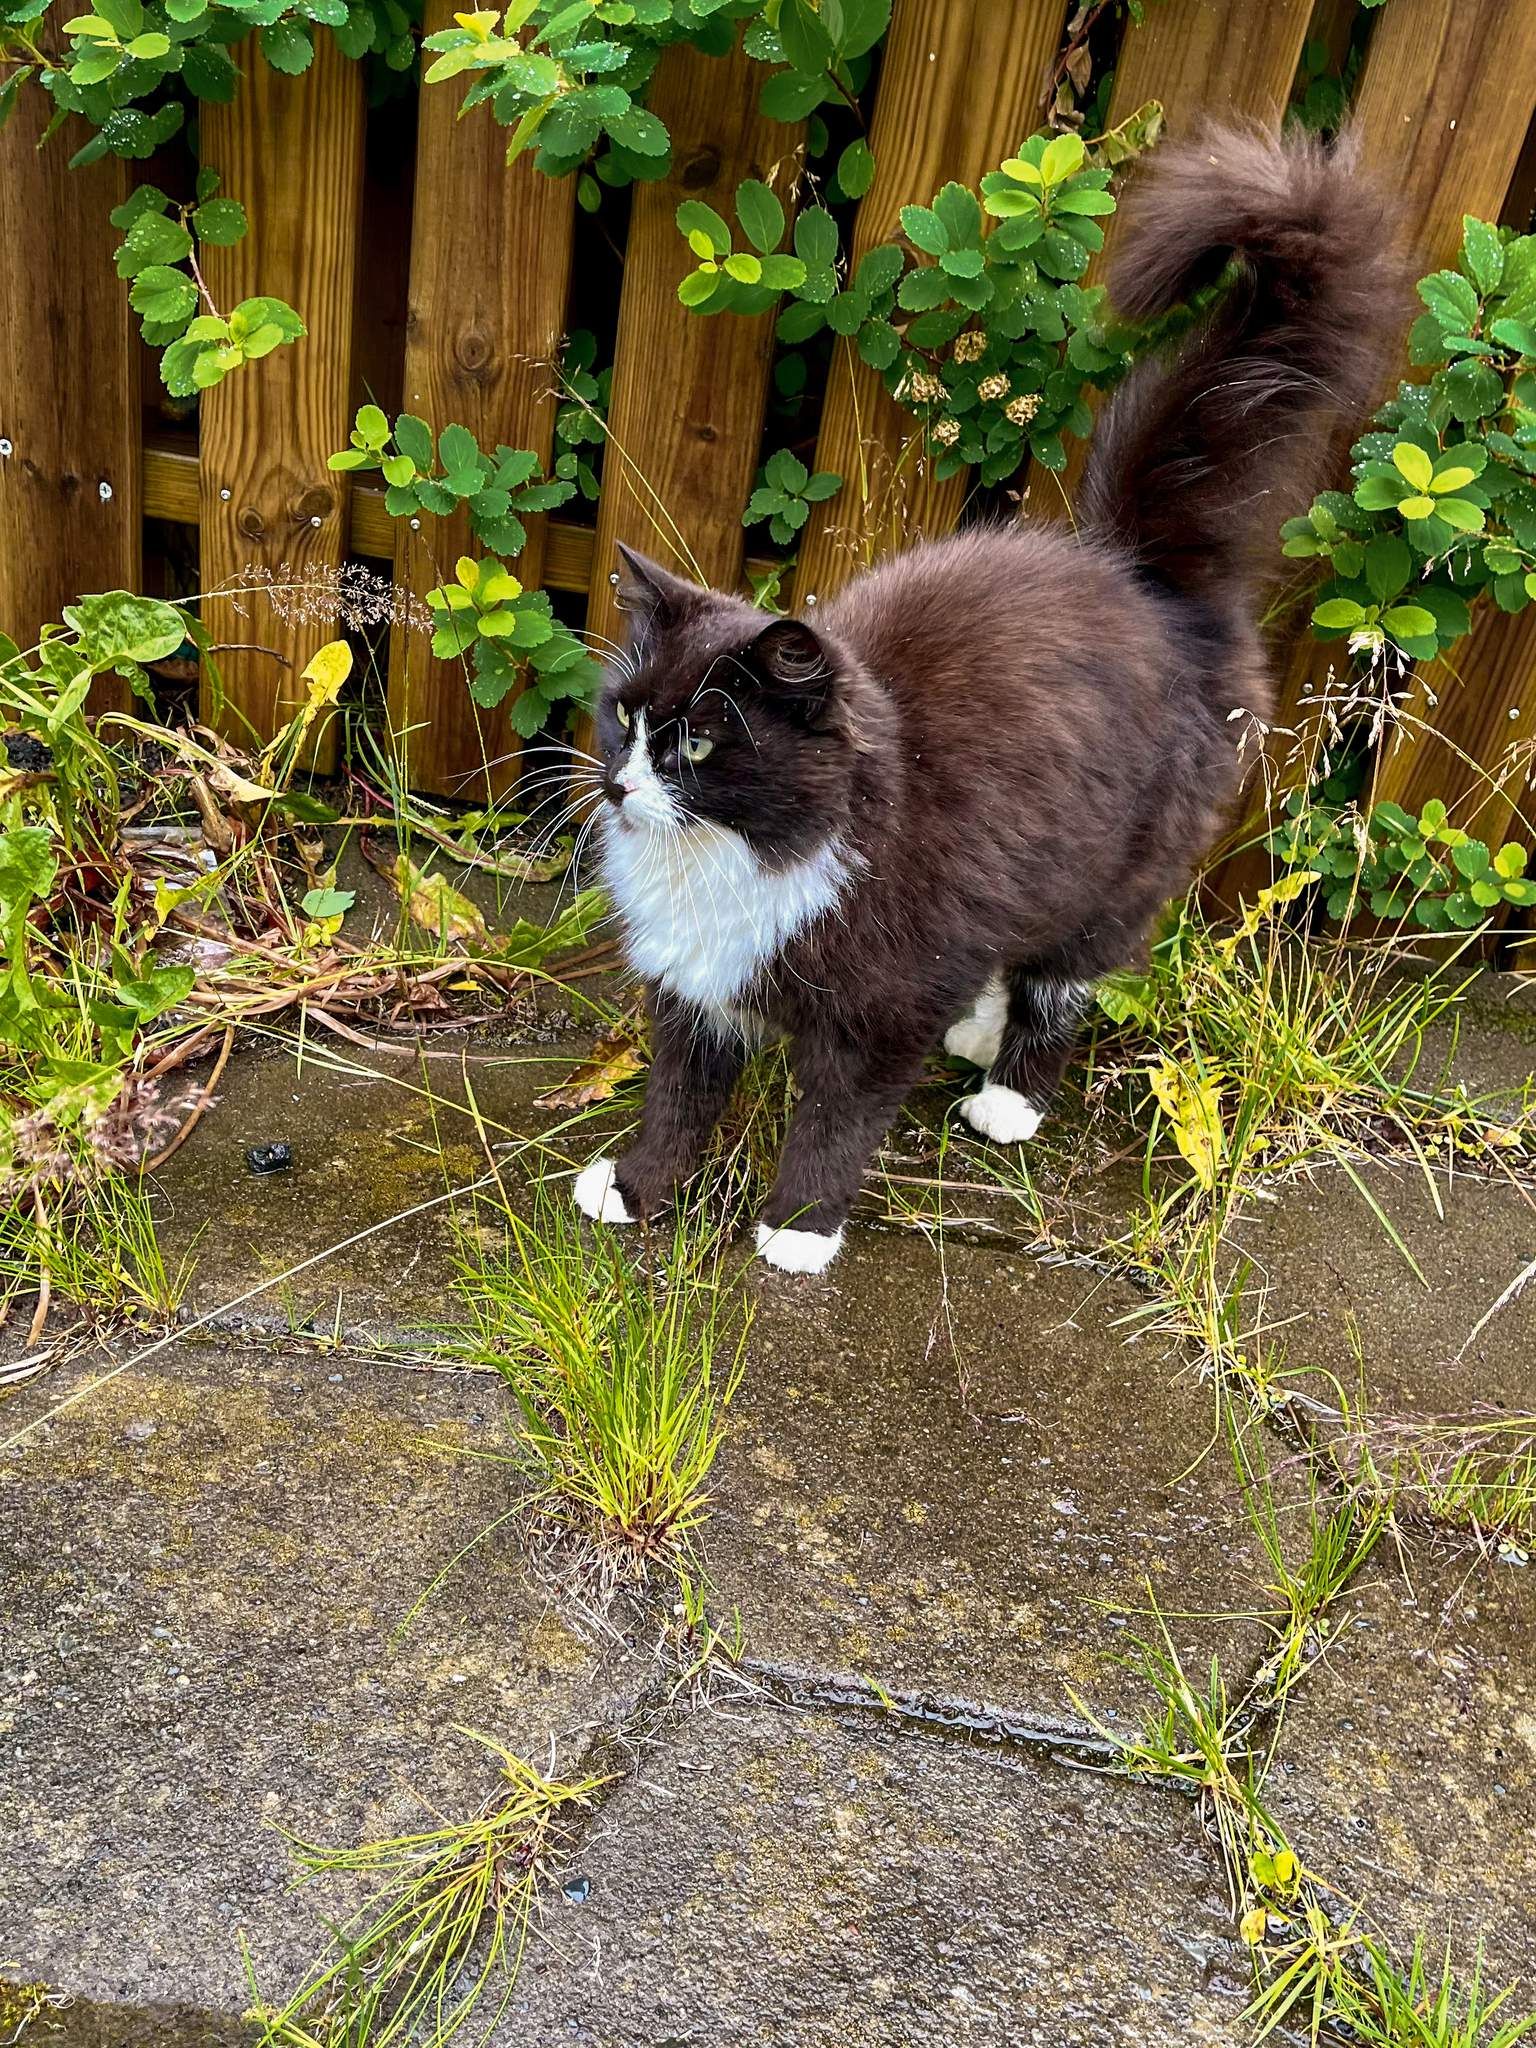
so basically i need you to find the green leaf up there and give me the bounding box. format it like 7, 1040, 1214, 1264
1313, 598, 1368, 630
0, 826, 59, 914
1381, 603, 1438, 641
300, 886, 355, 919
606, 105, 667, 155
1432, 496, 1485, 533
900, 205, 947, 257
62, 590, 184, 668
393, 413, 435, 470
127, 264, 198, 330
723, 250, 763, 284
1364, 535, 1411, 605
778, 0, 832, 74
676, 198, 731, 255
735, 176, 785, 255
837, 137, 875, 200
192, 195, 248, 245
259, 17, 313, 71
1461, 215, 1503, 295
678, 267, 722, 308
794, 206, 840, 270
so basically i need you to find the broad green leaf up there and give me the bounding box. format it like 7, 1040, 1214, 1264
734, 176, 784, 255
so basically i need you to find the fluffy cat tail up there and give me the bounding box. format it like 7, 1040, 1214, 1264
1077, 123, 1406, 613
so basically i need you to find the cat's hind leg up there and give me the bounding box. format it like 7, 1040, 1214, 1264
959, 967, 1091, 1144
943, 972, 1008, 1069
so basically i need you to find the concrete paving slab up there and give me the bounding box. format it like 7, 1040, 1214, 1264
710, 1229, 1285, 1727
503, 1699, 1249, 2047
1266, 1555, 1536, 2002
150, 1035, 632, 1341
1235, 1159, 1536, 1417
1, 1339, 650, 2017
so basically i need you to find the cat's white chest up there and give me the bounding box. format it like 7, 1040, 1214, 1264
600, 815, 852, 1017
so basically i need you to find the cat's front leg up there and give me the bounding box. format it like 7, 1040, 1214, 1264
574, 990, 744, 1225
756, 1034, 926, 1274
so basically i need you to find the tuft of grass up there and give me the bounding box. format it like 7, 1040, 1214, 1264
1330, 1408, 1536, 1560
1250, 1926, 1536, 2047
248, 1729, 608, 2048
443, 1193, 749, 1563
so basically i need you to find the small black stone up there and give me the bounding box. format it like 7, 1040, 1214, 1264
4, 730, 53, 773
246, 1142, 293, 1175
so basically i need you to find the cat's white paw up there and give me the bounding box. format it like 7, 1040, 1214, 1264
960, 1083, 1042, 1144
943, 977, 1007, 1069
754, 1220, 844, 1275
573, 1157, 636, 1224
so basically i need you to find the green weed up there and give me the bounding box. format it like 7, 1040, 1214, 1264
248, 1730, 608, 2048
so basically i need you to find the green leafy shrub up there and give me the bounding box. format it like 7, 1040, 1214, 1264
112, 172, 304, 396
682, 125, 1143, 487
1268, 786, 1536, 932
743, 448, 841, 544
553, 328, 611, 500
1281, 214, 1536, 665
332, 405, 599, 735
426, 555, 595, 734
675, 176, 806, 310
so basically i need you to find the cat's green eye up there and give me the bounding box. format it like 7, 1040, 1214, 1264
681, 734, 713, 764
615, 701, 630, 730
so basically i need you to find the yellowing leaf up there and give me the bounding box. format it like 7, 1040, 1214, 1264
1430, 465, 1476, 493
390, 855, 488, 945
1398, 493, 1436, 521
1272, 1847, 1297, 1888
1240, 1906, 1269, 1947
535, 1027, 647, 1108
456, 555, 481, 591
453, 8, 497, 35
1217, 870, 1321, 957
1148, 1058, 1225, 1191
1392, 441, 1433, 491
300, 638, 352, 707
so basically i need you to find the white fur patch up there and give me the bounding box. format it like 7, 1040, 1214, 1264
573, 1156, 636, 1224
754, 1220, 845, 1274
600, 786, 854, 1020
960, 1084, 1043, 1144
944, 974, 1007, 1068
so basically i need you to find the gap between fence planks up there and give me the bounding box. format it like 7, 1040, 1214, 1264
387, 0, 577, 801
790, 0, 1069, 609
198, 40, 364, 766
0, 97, 139, 709
581, 31, 802, 681
1209, 0, 1536, 904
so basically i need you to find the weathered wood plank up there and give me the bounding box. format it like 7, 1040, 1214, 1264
199, 39, 364, 758
386, 0, 578, 800
584, 32, 801, 656
0, 96, 139, 706
791, 0, 1068, 605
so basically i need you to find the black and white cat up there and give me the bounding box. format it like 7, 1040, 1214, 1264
574, 124, 1401, 1273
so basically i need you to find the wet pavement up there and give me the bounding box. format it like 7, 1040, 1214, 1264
3, 972, 1535, 2041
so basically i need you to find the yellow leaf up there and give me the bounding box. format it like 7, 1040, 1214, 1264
389, 854, 487, 945
1272, 1847, 1297, 1888
1218, 869, 1321, 957
455, 555, 480, 592
1240, 1906, 1269, 1947
1392, 440, 1433, 491
1148, 1058, 1225, 1191
1430, 466, 1476, 493
300, 639, 352, 708
535, 1027, 647, 1108
479, 568, 522, 604
453, 7, 497, 35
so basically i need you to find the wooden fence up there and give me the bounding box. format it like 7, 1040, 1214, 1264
3, 0, 1536, 844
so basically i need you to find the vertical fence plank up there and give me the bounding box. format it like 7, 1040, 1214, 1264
1207, 0, 1536, 901
0, 99, 140, 706
584, 33, 801, 655
791, 0, 1067, 606
387, 0, 577, 800
199, 41, 364, 756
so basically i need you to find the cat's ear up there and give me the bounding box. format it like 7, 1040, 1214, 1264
614, 544, 697, 641
748, 616, 835, 723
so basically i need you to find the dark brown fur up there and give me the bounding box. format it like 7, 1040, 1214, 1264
591, 125, 1405, 1248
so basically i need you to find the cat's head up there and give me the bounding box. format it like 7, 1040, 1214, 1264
593, 546, 859, 866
